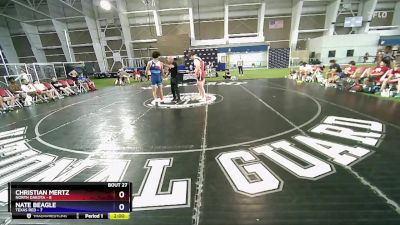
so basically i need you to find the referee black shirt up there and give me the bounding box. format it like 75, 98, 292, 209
170, 62, 178, 79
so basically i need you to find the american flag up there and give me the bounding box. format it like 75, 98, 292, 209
269, 20, 284, 29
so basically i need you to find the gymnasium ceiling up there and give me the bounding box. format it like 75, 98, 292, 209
0, 0, 398, 33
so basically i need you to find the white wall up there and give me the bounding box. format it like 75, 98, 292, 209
307, 34, 380, 64
228, 52, 268, 67
216, 52, 267, 67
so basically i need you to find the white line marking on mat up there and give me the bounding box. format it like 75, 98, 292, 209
193, 84, 209, 225
130, 107, 152, 125
30, 86, 322, 155
240, 85, 307, 136
31, 101, 121, 140
346, 166, 400, 214
269, 81, 400, 131
265, 81, 400, 215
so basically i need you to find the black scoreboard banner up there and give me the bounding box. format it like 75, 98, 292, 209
9, 182, 132, 220
183, 48, 218, 70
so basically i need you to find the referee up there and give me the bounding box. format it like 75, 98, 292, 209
166, 56, 181, 103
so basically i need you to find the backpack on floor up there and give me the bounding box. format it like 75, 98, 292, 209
363, 85, 380, 94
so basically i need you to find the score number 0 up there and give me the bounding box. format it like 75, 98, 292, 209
118, 191, 126, 211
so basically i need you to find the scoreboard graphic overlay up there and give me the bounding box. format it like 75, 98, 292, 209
8, 182, 132, 220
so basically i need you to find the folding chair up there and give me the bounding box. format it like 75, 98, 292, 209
43, 82, 63, 99
77, 80, 89, 93
379, 69, 393, 84
66, 79, 84, 94
346, 67, 367, 82
58, 80, 72, 96
358, 67, 370, 79
0, 88, 23, 108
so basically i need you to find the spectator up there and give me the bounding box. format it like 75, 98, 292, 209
116, 68, 128, 86
381, 63, 400, 97
363, 52, 369, 63
383, 46, 395, 66
16, 69, 29, 82
364, 61, 390, 86
299, 62, 313, 81
20, 79, 47, 102
347, 65, 369, 86
66, 79, 80, 93
331, 61, 356, 82
68, 68, 79, 85
326, 59, 342, 84
122, 67, 131, 84
0, 97, 7, 113
80, 76, 96, 91
143, 64, 150, 81
76, 74, 90, 91
7, 77, 25, 101
133, 68, 141, 81
207, 62, 214, 77
312, 65, 325, 83
223, 69, 231, 79
51, 77, 75, 96
237, 59, 244, 75
33, 80, 56, 100
0, 94, 16, 111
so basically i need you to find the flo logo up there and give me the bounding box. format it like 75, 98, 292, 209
144, 93, 223, 109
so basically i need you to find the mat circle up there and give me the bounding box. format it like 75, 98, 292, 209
34, 86, 321, 155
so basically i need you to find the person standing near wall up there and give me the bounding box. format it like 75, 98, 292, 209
383, 46, 395, 67
363, 52, 369, 63
237, 58, 244, 76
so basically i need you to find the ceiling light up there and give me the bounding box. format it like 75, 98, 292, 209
100, 0, 111, 10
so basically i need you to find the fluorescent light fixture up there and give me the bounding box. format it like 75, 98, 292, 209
100, 0, 111, 10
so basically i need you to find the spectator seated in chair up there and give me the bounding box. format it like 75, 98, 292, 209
363, 61, 390, 86
332, 61, 356, 83
51, 77, 75, 96
87, 78, 96, 91
20, 79, 48, 102
380, 63, 400, 97
76, 74, 89, 92
0, 97, 6, 113
326, 59, 343, 84
7, 77, 26, 102
0, 90, 16, 111
65, 79, 80, 94
0, 97, 10, 113
313, 65, 325, 83
348, 66, 368, 84
299, 62, 313, 81
68, 68, 79, 84
33, 80, 56, 100
133, 68, 141, 81
78, 75, 96, 91
68, 68, 85, 92
139, 69, 146, 82
223, 69, 231, 80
